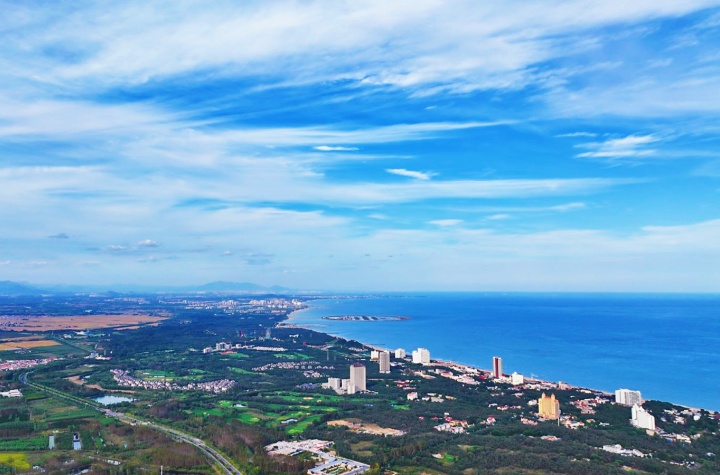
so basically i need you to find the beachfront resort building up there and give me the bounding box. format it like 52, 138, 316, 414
350, 363, 367, 392
378, 351, 390, 374
538, 393, 560, 420
631, 404, 656, 431
511, 372, 524, 385
492, 356, 503, 379
615, 388, 642, 406
412, 348, 431, 365
395, 348, 406, 359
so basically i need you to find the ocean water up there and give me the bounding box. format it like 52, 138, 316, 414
288, 293, 720, 411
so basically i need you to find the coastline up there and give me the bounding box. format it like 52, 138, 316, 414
282, 300, 714, 413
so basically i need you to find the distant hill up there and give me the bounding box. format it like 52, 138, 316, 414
0, 281, 44, 295
195, 281, 290, 292
0, 281, 291, 294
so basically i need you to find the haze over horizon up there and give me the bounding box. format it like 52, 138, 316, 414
2, 1, 720, 292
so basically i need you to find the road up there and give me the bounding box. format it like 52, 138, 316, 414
20, 372, 242, 475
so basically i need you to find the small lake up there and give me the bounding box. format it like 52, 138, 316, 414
93, 395, 135, 405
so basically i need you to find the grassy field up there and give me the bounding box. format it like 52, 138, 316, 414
0, 453, 30, 470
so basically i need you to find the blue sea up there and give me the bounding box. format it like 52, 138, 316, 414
289, 293, 720, 411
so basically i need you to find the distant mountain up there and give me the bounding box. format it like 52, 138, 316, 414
0, 281, 291, 295
195, 281, 290, 292
0, 281, 44, 295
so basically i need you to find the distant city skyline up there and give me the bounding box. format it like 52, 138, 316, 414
2, 2, 720, 291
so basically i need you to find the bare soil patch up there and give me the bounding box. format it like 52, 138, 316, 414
0, 314, 167, 332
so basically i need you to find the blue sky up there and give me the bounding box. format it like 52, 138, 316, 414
2, 0, 720, 291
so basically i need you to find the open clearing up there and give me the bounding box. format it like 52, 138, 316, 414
0, 314, 167, 331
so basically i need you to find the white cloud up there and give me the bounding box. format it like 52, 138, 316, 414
556, 132, 597, 138
386, 168, 436, 180
138, 239, 160, 248
5, 1, 719, 95
486, 214, 510, 220
576, 134, 660, 159
314, 145, 359, 151
429, 219, 463, 226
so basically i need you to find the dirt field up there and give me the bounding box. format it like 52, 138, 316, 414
0, 314, 167, 332
0, 339, 60, 351
327, 419, 406, 436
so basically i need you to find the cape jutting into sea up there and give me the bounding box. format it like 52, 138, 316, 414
288, 292, 720, 411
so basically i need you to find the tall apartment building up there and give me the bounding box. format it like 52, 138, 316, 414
615, 388, 642, 406
395, 348, 406, 359
631, 404, 656, 431
412, 347, 431, 365
350, 363, 366, 392
538, 393, 560, 420
492, 356, 503, 379
378, 351, 391, 374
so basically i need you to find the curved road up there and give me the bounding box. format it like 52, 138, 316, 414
20, 372, 242, 475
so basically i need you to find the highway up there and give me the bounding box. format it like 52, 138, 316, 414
20, 372, 242, 475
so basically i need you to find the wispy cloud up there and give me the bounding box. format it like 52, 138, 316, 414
556, 132, 597, 138
386, 168, 436, 180
576, 134, 660, 159
48, 233, 69, 239
429, 219, 463, 226
314, 145, 359, 151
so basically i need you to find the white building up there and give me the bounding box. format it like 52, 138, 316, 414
407, 392, 418, 401
370, 350, 380, 360
510, 372, 524, 386
378, 351, 390, 374
412, 348, 431, 365
395, 348, 406, 359
341, 378, 355, 395
631, 404, 656, 431
0, 389, 22, 398
327, 377, 341, 390
615, 388, 642, 406
350, 363, 366, 392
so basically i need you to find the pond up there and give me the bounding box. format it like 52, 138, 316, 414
93, 395, 135, 405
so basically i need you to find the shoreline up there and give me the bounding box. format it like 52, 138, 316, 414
283, 301, 714, 414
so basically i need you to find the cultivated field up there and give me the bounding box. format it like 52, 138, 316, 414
0, 314, 167, 331
0, 339, 60, 351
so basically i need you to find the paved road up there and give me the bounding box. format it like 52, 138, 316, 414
20, 373, 242, 475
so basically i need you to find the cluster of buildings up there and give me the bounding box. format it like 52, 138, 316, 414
252, 361, 333, 373
324, 363, 367, 395
201, 341, 287, 354
110, 369, 236, 393
615, 388, 656, 431
265, 439, 369, 475
0, 357, 58, 372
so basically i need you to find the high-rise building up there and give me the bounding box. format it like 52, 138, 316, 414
412, 348, 431, 365
378, 351, 390, 374
615, 389, 642, 407
538, 393, 560, 420
492, 356, 503, 379
350, 363, 366, 392
370, 350, 380, 360
510, 372, 524, 385
395, 348, 406, 359
631, 404, 656, 431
